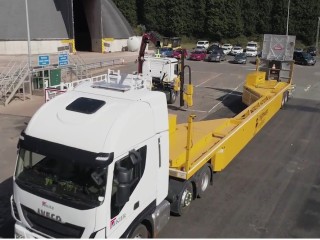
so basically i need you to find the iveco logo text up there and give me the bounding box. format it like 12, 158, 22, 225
110, 214, 126, 229
37, 209, 62, 222
42, 201, 54, 210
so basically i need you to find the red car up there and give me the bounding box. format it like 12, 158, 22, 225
189, 50, 207, 61
172, 48, 188, 59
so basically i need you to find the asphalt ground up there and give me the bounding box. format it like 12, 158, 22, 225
0, 52, 319, 238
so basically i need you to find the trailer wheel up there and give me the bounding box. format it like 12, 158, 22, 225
284, 91, 289, 102
177, 181, 193, 216
129, 224, 149, 238
167, 89, 176, 104
281, 91, 289, 109
198, 166, 211, 198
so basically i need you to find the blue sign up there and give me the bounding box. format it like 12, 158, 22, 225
38, 55, 50, 66
58, 54, 69, 66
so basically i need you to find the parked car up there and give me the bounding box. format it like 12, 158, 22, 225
294, 48, 303, 52
246, 49, 258, 57
293, 51, 316, 65
232, 52, 247, 64
230, 46, 243, 56
207, 44, 220, 54
196, 40, 209, 49
306, 46, 317, 56
211, 42, 220, 47
189, 50, 207, 61
172, 48, 188, 59
221, 43, 233, 55
207, 49, 226, 62
246, 41, 259, 51
195, 46, 206, 51
159, 47, 173, 57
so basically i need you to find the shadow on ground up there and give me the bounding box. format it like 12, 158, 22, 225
0, 177, 14, 238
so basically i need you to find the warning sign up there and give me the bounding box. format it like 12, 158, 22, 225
273, 44, 283, 50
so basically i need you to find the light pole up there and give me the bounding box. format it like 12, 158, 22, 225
316, 17, 320, 54
286, 0, 291, 35
25, 0, 32, 96
25, 0, 31, 69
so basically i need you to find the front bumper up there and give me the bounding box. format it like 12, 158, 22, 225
15, 222, 47, 239
234, 60, 246, 64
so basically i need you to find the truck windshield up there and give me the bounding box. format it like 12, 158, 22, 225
15, 148, 107, 210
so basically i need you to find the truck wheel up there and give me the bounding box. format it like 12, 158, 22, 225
198, 166, 211, 198
284, 91, 289, 102
177, 182, 193, 216
167, 89, 176, 104
281, 91, 289, 109
129, 224, 149, 238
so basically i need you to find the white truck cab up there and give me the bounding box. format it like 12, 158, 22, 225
142, 56, 180, 104
12, 78, 171, 238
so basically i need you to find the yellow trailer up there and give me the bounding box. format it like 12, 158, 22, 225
168, 61, 294, 181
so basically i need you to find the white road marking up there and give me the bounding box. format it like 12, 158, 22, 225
304, 85, 311, 92
195, 73, 223, 87
208, 82, 244, 113
245, 68, 257, 71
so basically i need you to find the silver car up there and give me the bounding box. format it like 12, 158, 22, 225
207, 49, 226, 62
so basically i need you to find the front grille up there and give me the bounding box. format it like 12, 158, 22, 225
21, 205, 84, 238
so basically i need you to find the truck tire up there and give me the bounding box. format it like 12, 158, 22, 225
177, 181, 193, 216
129, 224, 149, 238
167, 89, 176, 104
197, 165, 211, 198
281, 91, 289, 109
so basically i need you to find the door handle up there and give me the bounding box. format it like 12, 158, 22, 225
134, 201, 139, 210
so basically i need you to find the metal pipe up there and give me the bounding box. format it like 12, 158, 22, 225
185, 115, 196, 172
316, 17, 320, 54
25, 0, 32, 95
180, 50, 185, 107
286, 0, 291, 35
25, 0, 31, 69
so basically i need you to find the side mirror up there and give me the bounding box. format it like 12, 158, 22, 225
114, 150, 142, 207
115, 182, 131, 207
91, 167, 107, 186
114, 161, 133, 207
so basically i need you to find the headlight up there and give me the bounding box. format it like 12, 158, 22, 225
15, 232, 25, 239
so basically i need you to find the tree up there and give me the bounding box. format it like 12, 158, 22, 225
224, 0, 243, 38
270, 0, 287, 35
112, 0, 137, 26
190, 0, 207, 38
241, 0, 258, 36
163, 0, 194, 36
206, 0, 227, 41
256, 0, 273, 34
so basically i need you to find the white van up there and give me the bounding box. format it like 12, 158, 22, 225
246, 41, 259, 51
197, 40, 209, 49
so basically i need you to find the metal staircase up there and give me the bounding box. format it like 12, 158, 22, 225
0, 61, 30, 106
68, 53, 91, 79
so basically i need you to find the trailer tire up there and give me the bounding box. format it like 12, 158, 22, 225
177, 181, 193, 216
129, 224, 149, 238
167, 89, 176, 104
197, 166, 211, 198
281, 91, 289, 109
284, 91, 289, 102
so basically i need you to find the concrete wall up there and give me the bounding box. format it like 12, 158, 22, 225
0, 0, 134, 54
101, 0, 133, 38
0, 0, 73, 40
0, 40, 70, 55
83, 0, 102, 52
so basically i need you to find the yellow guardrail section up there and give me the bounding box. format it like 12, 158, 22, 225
169, 70, 292, 180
